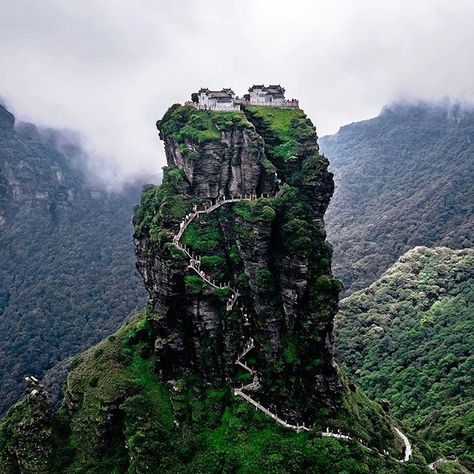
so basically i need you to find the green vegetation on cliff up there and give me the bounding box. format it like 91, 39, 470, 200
245, 106, 314, 161
0, 383, 52, 474
157, 104, 252, 144
244, 106, 320, 184
133, 165, 190, 246
0, 311, 427, 473
336, 247, 474, 470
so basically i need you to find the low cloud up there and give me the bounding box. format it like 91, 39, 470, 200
1, 0, 474, 184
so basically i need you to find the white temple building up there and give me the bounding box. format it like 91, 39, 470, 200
191, 85, 299, 111
193, 88, 240, 111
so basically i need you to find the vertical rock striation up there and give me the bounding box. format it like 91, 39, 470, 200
134, 104, 342, 423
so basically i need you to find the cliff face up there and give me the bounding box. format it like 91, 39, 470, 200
163, 126, 275, 199
134, 104, 342, 420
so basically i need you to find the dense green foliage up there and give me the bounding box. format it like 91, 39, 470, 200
335, 247, 474, 470
244, 106, 319, 183
320, 101, 474, 294
245, 106, 314, 160
156, 104, 253, 144
233, 198, 276, 223
0, 105, 146, 415
0, 387, 53, 473
0, 312, 427, 473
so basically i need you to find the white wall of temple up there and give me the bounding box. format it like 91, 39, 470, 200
215, 99, 234, 109
197, 94, 240, 111
250, 95, 274, 104
198, 92, 210, 107
249, 90, 265, 102
272, 96, 285, 105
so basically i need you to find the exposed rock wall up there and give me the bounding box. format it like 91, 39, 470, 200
134, 105, 342, 421
163, 128, 275, 199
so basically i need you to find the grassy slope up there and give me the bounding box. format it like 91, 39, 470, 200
40, 312, 424, 473
244, 106, 314, 164
157, 105, 253, 144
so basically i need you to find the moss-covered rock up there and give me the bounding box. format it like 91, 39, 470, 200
0, 101, 430, 473
0, 379, 53, 473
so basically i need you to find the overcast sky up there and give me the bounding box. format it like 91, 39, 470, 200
1, 0, 474, 184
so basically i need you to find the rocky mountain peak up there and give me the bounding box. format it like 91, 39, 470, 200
135, 103, 345, 422
0, 105, 15, 131
0, 100, 421, 473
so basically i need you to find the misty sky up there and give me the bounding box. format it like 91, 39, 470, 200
1, 0, 474, 184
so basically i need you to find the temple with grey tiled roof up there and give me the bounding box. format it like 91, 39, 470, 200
191, 85, 299, 111
192, 88, 240, 111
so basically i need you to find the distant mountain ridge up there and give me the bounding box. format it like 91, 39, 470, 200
335, 246, 474, 470
320, 101, 474, 294
0, 104, 146, 415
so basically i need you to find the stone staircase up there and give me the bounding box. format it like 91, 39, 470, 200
173, 193, 270, 315
170, 191, 413, 464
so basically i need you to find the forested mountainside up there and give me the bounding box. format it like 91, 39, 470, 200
320, 101, 474, 294
335, 246, 474, 471
0, 104, 427, 473
0, 104, 146, 415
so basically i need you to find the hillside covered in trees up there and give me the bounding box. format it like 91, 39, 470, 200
0, 102, 430, 474
0, 104, 146, 415
320, 101, 474, 294
335, 246, 474, 470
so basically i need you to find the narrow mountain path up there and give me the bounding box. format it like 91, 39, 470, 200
394, 427, 412, 462
428, 458, 453, 471
171, 191, 412, 464
173, 193, 267, 312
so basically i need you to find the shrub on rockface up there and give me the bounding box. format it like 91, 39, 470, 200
133, 165, 188, 244
181, 220, 222, 252
256, 268, 275, 293
233, 198, 276, 223
184, 275, 204, 294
